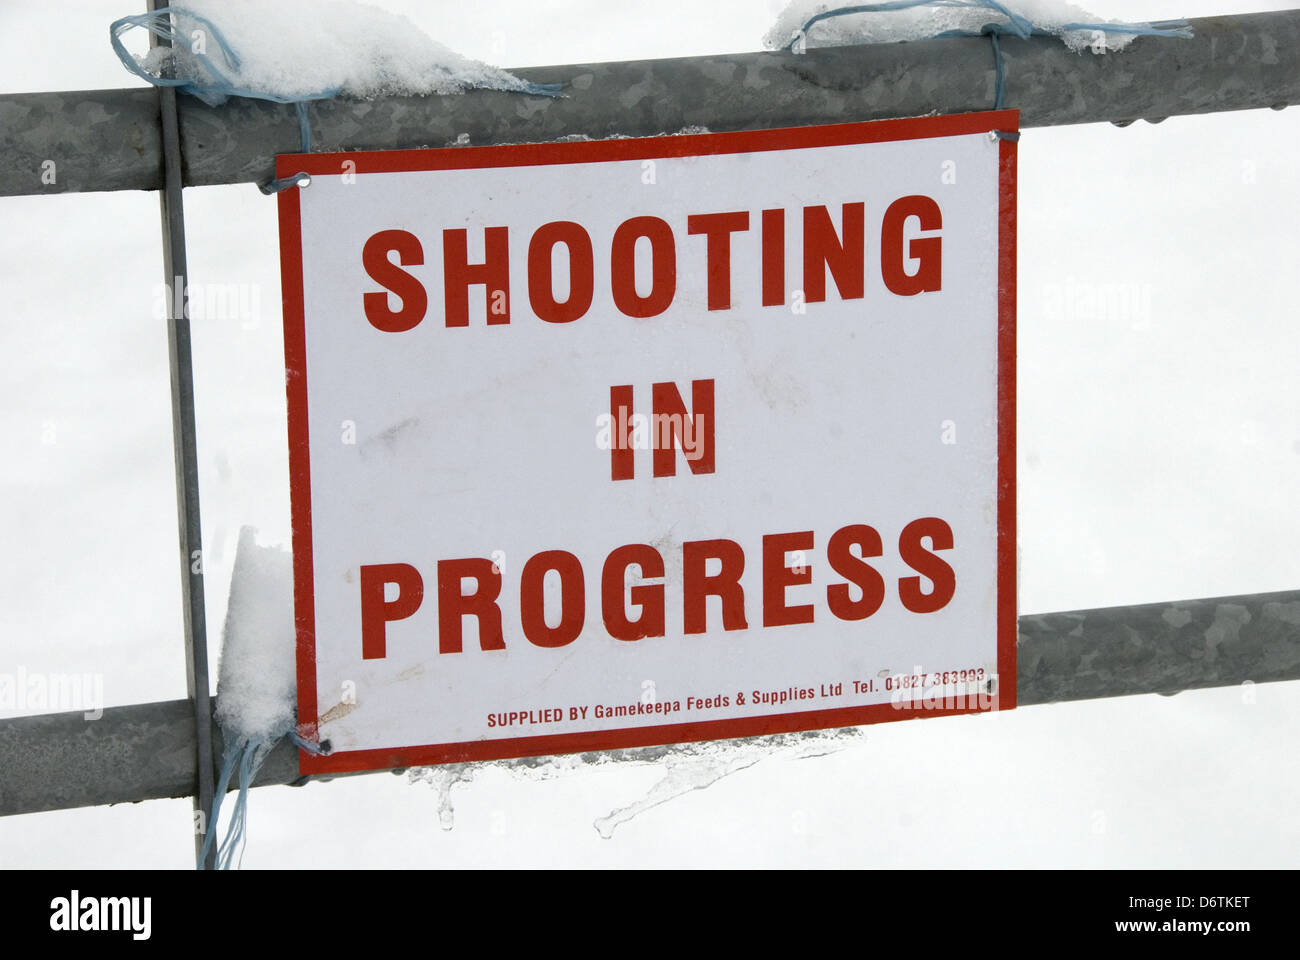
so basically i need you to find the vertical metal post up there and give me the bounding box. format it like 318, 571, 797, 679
147, 0, 216, 869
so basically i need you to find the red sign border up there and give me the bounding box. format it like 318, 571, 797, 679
277, 110, 1019, 776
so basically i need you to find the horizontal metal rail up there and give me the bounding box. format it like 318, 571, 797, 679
2, 8, 1298, 822
2, 589, 1297, 817
2, 10, 1299, 197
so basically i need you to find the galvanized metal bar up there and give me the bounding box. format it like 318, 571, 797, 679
3, 9, 1299, 198
146, 0, 217, 870
1, 589, 1296, 817
1016, 589, 1300, 702
0, 87, 162, 195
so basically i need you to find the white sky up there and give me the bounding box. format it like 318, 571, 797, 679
0, 0, 1297, 867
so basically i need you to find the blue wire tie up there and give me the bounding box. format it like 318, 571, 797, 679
289, 730, 328, 755
982, 25, 1007, 110
259, 171, 310, 195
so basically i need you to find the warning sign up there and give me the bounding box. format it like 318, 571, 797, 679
277, 111, 1018, 774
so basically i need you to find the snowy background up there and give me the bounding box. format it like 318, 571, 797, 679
0, 0, 1297, 867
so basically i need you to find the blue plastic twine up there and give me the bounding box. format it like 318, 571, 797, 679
791, 1, 1031, 44
198, 736, 271, 870
110, 9, 340, 107
784, 1, 1193, 111
111, 7, 564, 189
196, 729, 327, 868
786, 1, 1193, 48
110, 8, 564, 106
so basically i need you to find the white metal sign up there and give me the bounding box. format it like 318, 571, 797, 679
277, 111, 1018, 774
